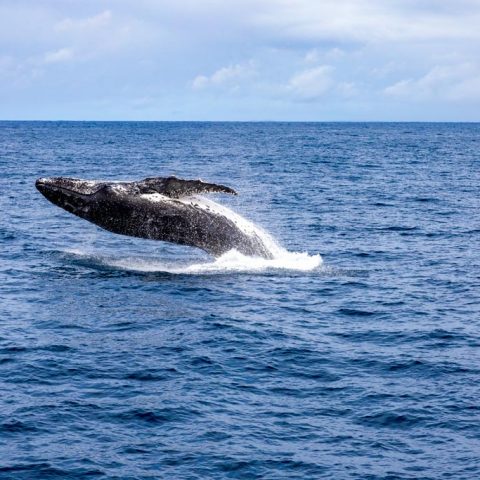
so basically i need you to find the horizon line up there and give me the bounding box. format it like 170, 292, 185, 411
1, 119, 479, 123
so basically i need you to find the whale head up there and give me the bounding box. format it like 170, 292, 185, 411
35, 177, 112, 218
35, 177, 130, 220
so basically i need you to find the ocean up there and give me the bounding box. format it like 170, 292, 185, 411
0, 121, 479, 479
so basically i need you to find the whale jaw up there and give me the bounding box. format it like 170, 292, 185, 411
35, 177, 97, 216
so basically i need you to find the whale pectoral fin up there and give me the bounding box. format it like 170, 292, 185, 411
143, 177, 237, 198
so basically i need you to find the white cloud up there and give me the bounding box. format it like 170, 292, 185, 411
304, 49, 320, 64
304, 47, 345, 64
43, 47, 74, 64
384, 63, 480, 101
326, 47, 346, 60
50, 8, 158, 63
55, 10, 112, 32
337, 81, 357, 97
384, 79, 413, 96
192, 62, 256, 90
287, 65, 334, 100
253, 0, 480, 43
192, 75, 209, 90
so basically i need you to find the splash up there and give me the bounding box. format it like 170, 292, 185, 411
63, 195, 322, 274
63, 248, 322, 274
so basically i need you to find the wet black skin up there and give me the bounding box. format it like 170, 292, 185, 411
35, 176, 273, 258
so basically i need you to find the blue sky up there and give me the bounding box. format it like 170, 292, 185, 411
1, 0, 479, 120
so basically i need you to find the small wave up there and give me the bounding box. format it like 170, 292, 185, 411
356, 411, 427, 429
0, 462, 104, 478
62, 248, 322, 274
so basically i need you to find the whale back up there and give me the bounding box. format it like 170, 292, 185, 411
139, 177, 237, 198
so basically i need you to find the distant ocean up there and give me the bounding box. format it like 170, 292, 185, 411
1, 121, 479, 479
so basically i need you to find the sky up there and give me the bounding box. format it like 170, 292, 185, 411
1, 0, 480, 121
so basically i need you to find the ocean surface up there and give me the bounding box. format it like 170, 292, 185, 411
0, 121, 479, 479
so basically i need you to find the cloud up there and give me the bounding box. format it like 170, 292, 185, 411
192, 62, 256, 90
337, 81, 357, 97
253, 0, 480, 44
0, 0, 479, 119
286, 65, 334, 100
304, 47, 345, 64
384, 63, 480, 101
304, 49, 320, 64
191, 75, 209, 90
43, 47, 74, 64
50, 8, 159, 63
55, 10, 112, 32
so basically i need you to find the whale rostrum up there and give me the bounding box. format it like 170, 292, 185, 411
35, 176, 273, 259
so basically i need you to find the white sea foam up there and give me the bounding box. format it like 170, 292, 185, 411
64, 195, 322, 274
64, 248, 322, 274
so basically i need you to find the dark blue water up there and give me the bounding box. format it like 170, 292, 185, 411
1, 122, 479, 479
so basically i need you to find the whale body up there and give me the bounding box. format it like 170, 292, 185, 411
35, 176, 273, 258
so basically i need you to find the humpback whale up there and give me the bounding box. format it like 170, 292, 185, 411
35, 176, 273, 258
